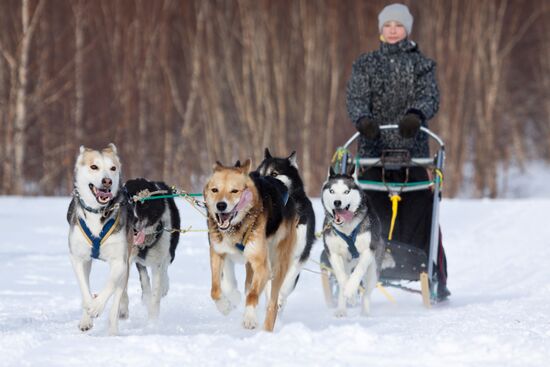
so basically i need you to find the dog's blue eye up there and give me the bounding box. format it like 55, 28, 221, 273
211, 188, 218, 193
90, 165, 98, 170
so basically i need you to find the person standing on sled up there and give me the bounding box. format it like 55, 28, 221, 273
346, 3, 450, 300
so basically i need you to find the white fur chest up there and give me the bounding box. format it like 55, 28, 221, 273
293, 224, 308, 259
212, 235, 246, 260
325, 228, 372, 260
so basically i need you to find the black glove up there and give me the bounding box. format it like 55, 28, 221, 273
356, 117, 380, 139
399, 112, 422, 138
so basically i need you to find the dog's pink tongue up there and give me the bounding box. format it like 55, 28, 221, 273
335, 209, 354, 223
235, 189, 252, 211
134, 230, 145, 245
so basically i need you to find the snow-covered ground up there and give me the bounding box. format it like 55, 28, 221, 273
1, 196, 550, 367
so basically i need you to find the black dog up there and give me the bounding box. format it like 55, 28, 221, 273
256, 149, 316, 310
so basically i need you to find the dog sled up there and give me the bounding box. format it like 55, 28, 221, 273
320, 125, 446, 307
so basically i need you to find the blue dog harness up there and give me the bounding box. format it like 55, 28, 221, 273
77, 212, 120, 259
331, 224, 361, 259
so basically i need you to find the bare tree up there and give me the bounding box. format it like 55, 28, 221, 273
72, 0, 86, 146
0, 0, 546, 197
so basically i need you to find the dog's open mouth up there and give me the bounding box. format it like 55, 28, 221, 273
133, 228, 146, 246
333, 206, 353, 225
89, 183, 113, 204
215, 212, 237, 230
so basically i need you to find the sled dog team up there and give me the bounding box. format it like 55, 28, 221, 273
68, 144, 385, 335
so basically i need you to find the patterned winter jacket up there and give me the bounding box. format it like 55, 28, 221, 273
346, 39, 439, 158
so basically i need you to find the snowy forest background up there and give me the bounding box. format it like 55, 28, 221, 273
0, 0, 548, 198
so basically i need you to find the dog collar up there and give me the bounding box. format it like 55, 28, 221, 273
73, 188, 108, 214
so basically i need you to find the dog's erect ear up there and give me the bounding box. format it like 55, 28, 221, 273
288, 151, 298, 168
79, 145, 94, 157
348, 164, 355, 177
329, 166, 336, 178
104, 143, 118, 155
213, 161, 225, 172
264, 148, 272, 159
234, 160, 241, 167
237, 159, 251, 174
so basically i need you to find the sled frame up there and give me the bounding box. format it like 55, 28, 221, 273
333, 125, 445, 306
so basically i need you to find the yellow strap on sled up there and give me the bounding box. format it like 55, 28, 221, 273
376, 282, 397, 304
434, 168, 444, 190
388, 194, 401, 241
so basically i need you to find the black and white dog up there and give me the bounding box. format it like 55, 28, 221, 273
321, 167, 385, 317
122, 178, 180, 320
67, 144, 131, 335
256, 149, 316, 310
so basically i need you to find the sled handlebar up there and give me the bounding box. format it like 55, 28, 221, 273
343, 125, 445, 150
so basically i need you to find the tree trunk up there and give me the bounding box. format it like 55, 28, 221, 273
73, 0, 85, 146
13, 0, 31, 194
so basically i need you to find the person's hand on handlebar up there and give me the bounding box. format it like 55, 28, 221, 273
399, 111, 422, 138
356, 117, 380, 139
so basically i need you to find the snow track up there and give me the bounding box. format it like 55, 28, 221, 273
1, 197, 549, 366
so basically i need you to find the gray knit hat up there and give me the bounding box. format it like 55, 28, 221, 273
378, 3, 413, 35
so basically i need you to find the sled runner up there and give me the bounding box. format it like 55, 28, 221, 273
321, 125, 446, 307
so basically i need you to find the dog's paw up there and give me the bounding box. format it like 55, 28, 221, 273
86, 297, 106, 318
161, 286, 169, 298
242, 317, 258, 329
227, 290, 241, 306
277, 296, 287, 313
361, 302, 371, 316
141, 292, 151, 305
161, 280, 170, 298
242, 307, 258, 329
343, 284, 359, 306
215, 296, 233, 316
79, 317, 94, 332
118, 307, 129, 320
334, 308, 347, 318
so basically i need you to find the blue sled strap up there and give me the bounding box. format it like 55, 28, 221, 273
331, 224, 361, 259
77, 212, 120, 259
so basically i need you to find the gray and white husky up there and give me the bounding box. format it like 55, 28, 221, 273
67, 144, 131, 335
123, 178, 180, 320
321, 166, 385, 317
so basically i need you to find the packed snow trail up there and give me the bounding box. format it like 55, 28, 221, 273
1, 197, 549, 367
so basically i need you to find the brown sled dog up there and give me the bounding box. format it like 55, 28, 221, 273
203, 159, 297, 331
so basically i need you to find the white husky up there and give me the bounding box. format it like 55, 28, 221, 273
67, 143, 130, 335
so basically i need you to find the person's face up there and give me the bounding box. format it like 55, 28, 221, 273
381, 21, 407, 44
